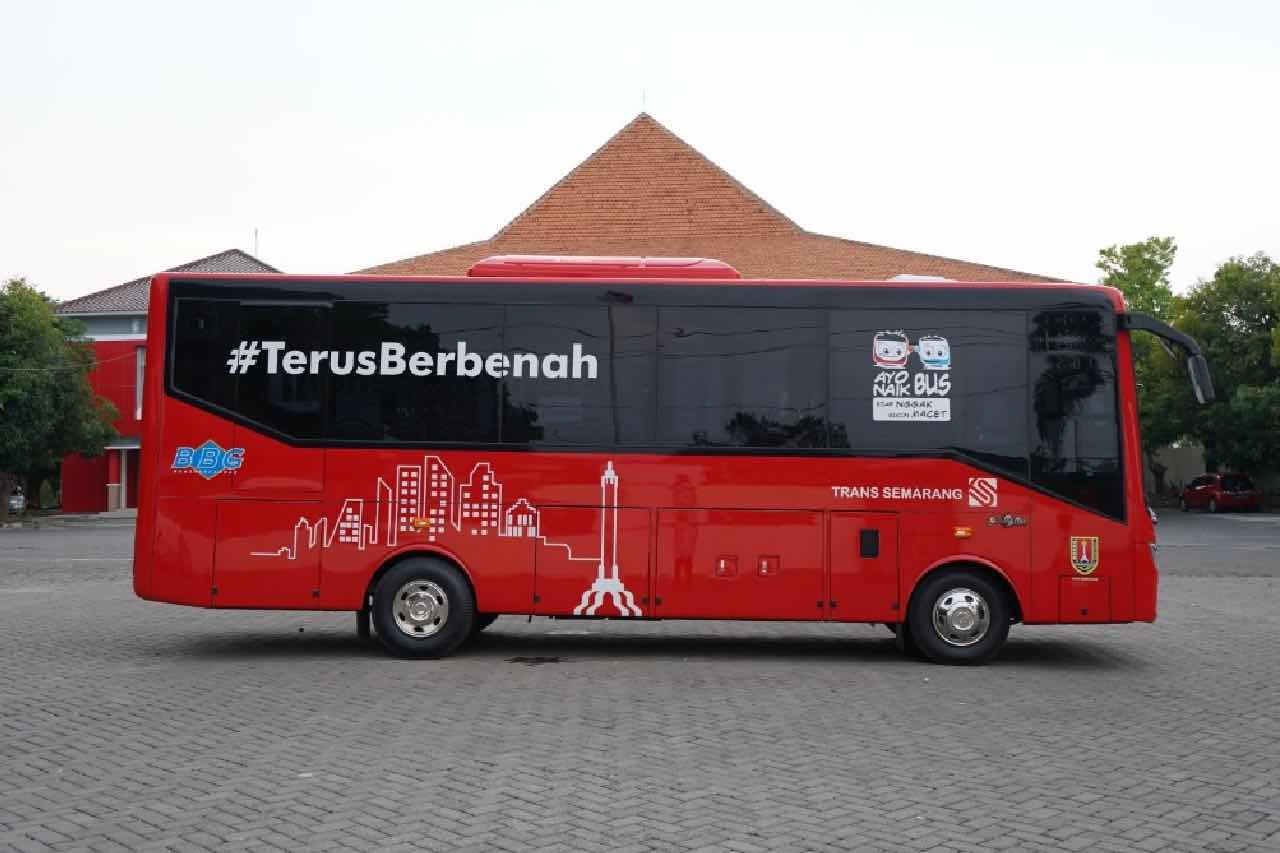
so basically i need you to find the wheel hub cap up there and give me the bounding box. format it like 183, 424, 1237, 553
931, 587, 990, 647
393, 580, 449, 638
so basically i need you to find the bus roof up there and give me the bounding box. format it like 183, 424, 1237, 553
153, 271, 1125, 312
467, 255, 742, 279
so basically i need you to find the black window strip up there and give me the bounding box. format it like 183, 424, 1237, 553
165, 282, 1127, 521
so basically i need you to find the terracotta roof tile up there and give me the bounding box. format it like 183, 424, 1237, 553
57, 249, 279, 314
359, 114, 1058, 282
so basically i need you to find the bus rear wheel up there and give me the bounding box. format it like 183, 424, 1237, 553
372, 557, 475, 658
908, 569, 1010, 665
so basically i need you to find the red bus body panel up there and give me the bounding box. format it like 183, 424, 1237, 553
134, 273, 1154, 627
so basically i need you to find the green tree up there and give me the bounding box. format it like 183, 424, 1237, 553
1214, 385, 1280, 474
0, 278, 118, 520
1177, 253, 1280, 474
1097, 236, 1178, 316
1096, 237, 1188, 490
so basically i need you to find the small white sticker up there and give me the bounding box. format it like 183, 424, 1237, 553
873, 397, 951, 422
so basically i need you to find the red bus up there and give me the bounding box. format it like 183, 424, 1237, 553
133, 255, 1214, 664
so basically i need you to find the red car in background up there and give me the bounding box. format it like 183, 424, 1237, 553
1181, 473, 1264, 513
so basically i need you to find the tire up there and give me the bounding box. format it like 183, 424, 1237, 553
1208, 498, 1218, 514
372, 557, 475, 659
471, 613, 500, 636
893, 620, 927, 660
908, 568, 1011, 665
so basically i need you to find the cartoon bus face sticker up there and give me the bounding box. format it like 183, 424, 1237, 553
916, 335, 951, 370
872, 331, 911, 369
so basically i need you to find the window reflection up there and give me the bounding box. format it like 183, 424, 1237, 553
1030, 311, 1123, 519
828, 310, 1028, 478
504, 304, 655, 445
170, 298, 239, 414
328, 303, 507, 443
658, 308, 827, 448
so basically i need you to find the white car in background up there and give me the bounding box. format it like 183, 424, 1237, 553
8, 489, 26, 514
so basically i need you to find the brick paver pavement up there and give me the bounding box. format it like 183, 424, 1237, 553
1, 513, 1278, 852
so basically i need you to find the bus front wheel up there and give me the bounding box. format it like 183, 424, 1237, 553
372, 557, 475, 658
908, 569, 1010, 665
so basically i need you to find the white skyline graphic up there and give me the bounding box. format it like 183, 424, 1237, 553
249, 457, 641, 616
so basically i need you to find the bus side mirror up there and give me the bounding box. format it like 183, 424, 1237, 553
1188, 354, 1215, 404
1121, 313, 1215, 406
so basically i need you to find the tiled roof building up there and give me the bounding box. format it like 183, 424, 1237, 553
360, 113, 1053, 282
57, 248, 279, 315
56, 248, 278, 514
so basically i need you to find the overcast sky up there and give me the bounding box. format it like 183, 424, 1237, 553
3, 1, 1278, 300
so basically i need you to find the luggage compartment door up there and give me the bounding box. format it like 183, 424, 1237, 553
657, 509, 824, 620
213, 500, 322, 608
829, 512, 899, 622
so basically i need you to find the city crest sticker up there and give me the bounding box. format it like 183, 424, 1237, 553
1069, 536, 1100, 576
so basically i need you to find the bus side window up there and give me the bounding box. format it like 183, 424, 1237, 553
328, 302, 503, 443
170, 298, 239, 413
502, 304, 656, 446
1029, 310, 1123, 520
237, 303, 330, 440
827, 310, 1027, 479
657, 307, 827, 448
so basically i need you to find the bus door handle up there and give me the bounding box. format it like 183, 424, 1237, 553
859, 529, 879, 558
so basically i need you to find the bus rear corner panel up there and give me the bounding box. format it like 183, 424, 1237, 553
1132, 539, 1159, 622
145, 497, 216, 607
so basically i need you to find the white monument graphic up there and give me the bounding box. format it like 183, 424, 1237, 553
573, 462, 641, 616
250, 457, 641, 617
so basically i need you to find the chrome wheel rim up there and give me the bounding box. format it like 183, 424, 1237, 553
392, 580, 449, 638
931, 587, 990, 647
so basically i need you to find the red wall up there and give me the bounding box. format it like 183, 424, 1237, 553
127, 451, 139, 509
61, 339, 145, 513
89, 340, 145, 435
61, 453, 109, 513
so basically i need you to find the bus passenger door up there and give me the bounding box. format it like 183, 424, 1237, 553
212, 500, 322, 608
829, 512, 899, 622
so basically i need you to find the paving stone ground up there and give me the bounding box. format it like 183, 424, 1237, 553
1, 512, 1278, 852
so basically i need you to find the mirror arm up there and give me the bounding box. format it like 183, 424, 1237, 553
1119, 312, 1203, 358
1119, 311, 1216, 404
